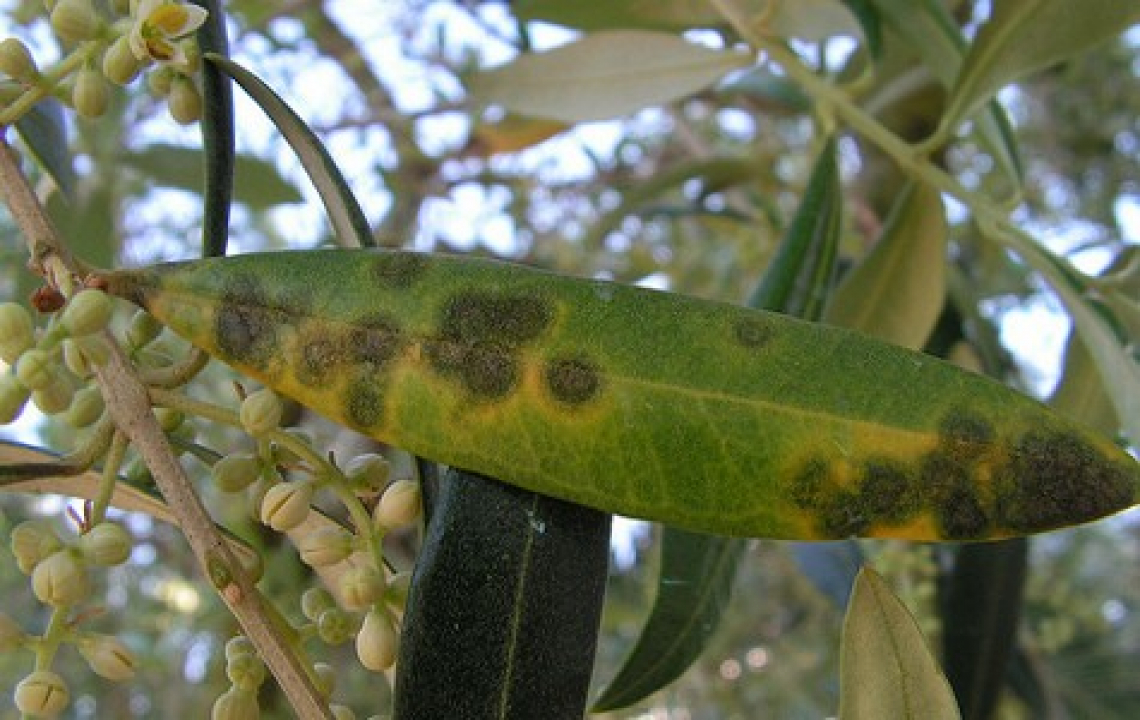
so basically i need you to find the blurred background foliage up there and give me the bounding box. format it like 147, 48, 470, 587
1, 0, 1139, 717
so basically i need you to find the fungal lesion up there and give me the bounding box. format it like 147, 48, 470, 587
542, 355, 604, 406
369, 252, 431, 290
732, 316, 776, 350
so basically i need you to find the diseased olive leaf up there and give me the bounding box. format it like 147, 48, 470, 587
825, 180, 946, 350
942, 0, 1140, 137
13, 96, 75, 200
468, 30, 749, 123
870, 0, 1022, 186
205, 54, 374, 248
840, 567, 961, 720
393, 468, 609, 719
102, 249, 1140, 542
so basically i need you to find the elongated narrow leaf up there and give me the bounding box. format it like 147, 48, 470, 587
871, 0, 1022, 185
14, 97, 75, 199
841, 567, 961, 719
1049, 331, 1119, 438
0, 441, 260, 571
825, 181, 946, 349
595, 139, 844, 711
102, 250, 1140, 541
942, 1, 1140, 136
939, 540, 1027, 720
468, 30, 749, 123
592, 531, 747, 711
393, 468, 609, 719
205, 54, 374, 248
194, 0, 234, 257
513, 0, 748, 31
122, 145, 302, 210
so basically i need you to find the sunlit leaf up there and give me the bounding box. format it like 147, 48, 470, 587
761, 0, 865, 43
206, 54, 375, 247
825, 181, 947, 349
394, 468, 609, 718
942, 0, 1140, 136
839, 567, 961, 720
103, 251, 1140, 541
468, 30, 749, 123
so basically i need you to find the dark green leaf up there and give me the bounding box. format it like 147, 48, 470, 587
14, 97, 75, 199
840, 567, 961, 720
121, 144, 302, 211
939, 540, 1027, 720
193, 0, 235, 257
393, 468, 610, 719
206, 54, 375, 247
842, 0, 883, 58
591, 530, 747, 712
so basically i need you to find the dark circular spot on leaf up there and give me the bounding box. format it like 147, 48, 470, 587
857, 457, 919, 523
544, 356, 602, 405
733, 316, 775, 349
371, 252, 430, 289
344, 377, 386, 430
297, 335, 344, 387
347, 314, 406, 368
818, 491, 870, 538
938, 408, 996, 462
459, 341, 519, 399
215, 275, 278, 370
790, 456, 835, 510
441, 290, 553, 345
936, 486, 991, 540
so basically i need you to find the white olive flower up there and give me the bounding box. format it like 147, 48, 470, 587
129, 0, 208, 68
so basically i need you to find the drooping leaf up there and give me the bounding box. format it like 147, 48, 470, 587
841, 0, 883, 58
839, 567, 961, 720
871, 0, 1022, 186
592, 530, 748, 711
939, 540, 1027, 720
121, 145, 302, 211
393, 468, 610, 719
941, 0, 1140, 136
760, 0, 865, 43
102, 250, 1140, 541
468, 30, 749, 123
1049, 331, 1120, 438
193, 0, 235, 257
205, 54, 375, 248
13, 96, 75, 200
825, 180, 947, 349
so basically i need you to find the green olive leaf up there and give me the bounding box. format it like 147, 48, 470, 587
12, 94, 75, 200
1049, 331, 1120, 438
824, 180, 947, 350
468, 30, 750, 123
941, 0, 1140, 137
839, 567, 961, 720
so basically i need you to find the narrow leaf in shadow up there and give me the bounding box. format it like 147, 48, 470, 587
840, 567, 961, 720
594, 138, 844, 711
14, 97, 75, 200
825, 180, 947, 350
205, 54, 375, 248
394, 468, 610, 719
939, 539, 1027, 720
469, 30, 749, 123
941, 0, 1140, 136
193, 0, 234, 257
121, 145, 302, 210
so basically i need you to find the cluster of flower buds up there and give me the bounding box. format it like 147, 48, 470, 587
0, 0, 208, 124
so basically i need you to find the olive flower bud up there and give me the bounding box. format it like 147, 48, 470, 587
14, 670, 69, 717
301, 587, 334, 622
226, 651, 266, 692
259, 481, 314, 532
211, 686, 259, 720
50, 0, 99, 43
0, 38, 38, 82
212, 453, 261, 493
0, 373, 30, 424
72, 67, 110, 119
11, 520, 62, 574
356, 608, 398, 672
339, 565, 386, 611
32, 549, 90, 607
102, 34, 142, 85
298, 526, 354, 568
79, 521, 132, 566
79, 634, 136, 681
374, 479, 422, 531
240, 388, 283, 436
0, 302, 35, 363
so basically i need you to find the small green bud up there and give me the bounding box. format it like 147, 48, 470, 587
32, 549, 89, 607
356, 608, 398, 672
147, 65, 174, 96
61, 288, 113, 336
311, 662, 336, 697
259, 481, 313, 532
14, 670, 69, 717
79, 521, 132, 566
16, 348, 59, 390
224, 635, 256, 662
213, 453, 260, 493
330, 704, 356, 720
345, 453, 390, 495
61, 339, 91, 377
72, 67, 110, 118
226, 651, 267, 692
0, 302, 35, 362
240, 388, 283, 436
0, 373, 30, 424
298, 526, 354, 568
339, 565, 386, 611
125, 309, 163, 348
11, 519, 62, 574
168, 75, 202, 124
102, 33, 142, 85
66, 335, 111, 371
51, 0, 99, 42
0, 611, 25, 651
301, 587, 335, 622
374, 479, 422, 531
212, 686, 259, 720
79, 634, 136, 681
32, 380, 75, 415
0, 38, 38, 81
64, 385, 104, 427
317, 607, 357, 646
